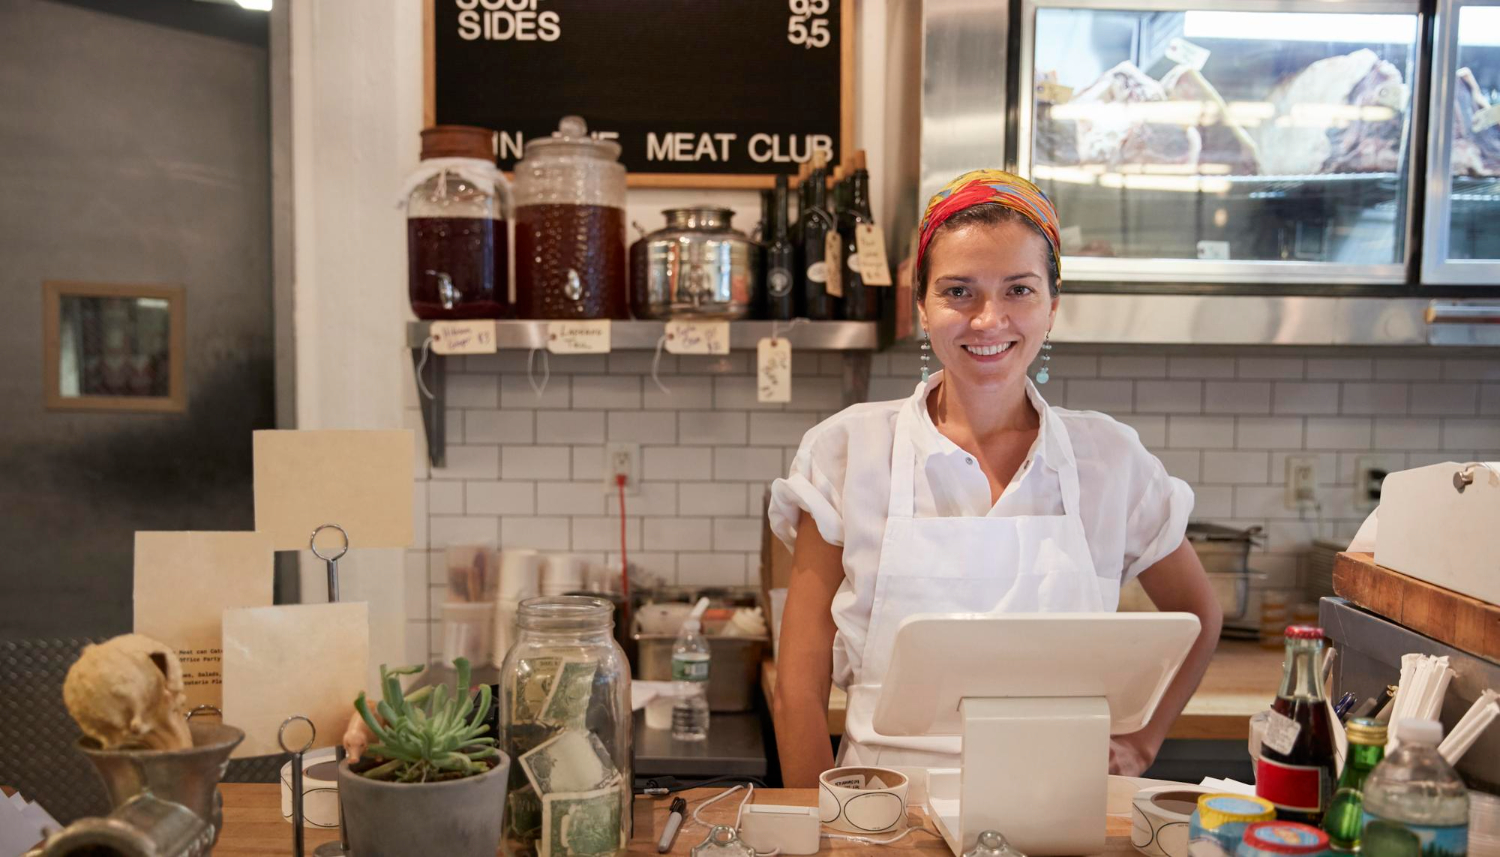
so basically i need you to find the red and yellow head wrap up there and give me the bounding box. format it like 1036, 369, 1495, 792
917, 169, 1062, 278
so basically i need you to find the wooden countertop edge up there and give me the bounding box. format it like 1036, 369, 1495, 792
214, 784, 1136, 855
762, 640, 1279, 741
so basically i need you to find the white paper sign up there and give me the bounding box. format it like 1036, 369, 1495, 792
547, 320, 611, 354
1262, 708, 1303, 756
1166, 38, 1211, 71
1197, 240, 1231, 260
856, 224, 893, 286
664, 320, 730, 355
757, 337, 792, 403
430, 320, 497, 355
1035, 81, 1074, 105
1474, 103, 1500, 135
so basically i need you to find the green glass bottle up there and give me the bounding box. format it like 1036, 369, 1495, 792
1324, 717, 1387, 852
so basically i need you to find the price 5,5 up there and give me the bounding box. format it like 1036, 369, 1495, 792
787, 15, 830, 48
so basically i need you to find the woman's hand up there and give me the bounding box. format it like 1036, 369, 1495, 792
1108, 732, 1158, 777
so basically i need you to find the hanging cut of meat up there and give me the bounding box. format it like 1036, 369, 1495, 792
1161, 64, 1260, 175
1453, 68, 1500, 178
1258, 49, 1408, 175
1069, 61, 1201, 168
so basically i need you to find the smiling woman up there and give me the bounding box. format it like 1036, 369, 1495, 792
766, 169, 1224, 786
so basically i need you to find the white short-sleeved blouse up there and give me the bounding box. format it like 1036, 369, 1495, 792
768, 370, 1193, 689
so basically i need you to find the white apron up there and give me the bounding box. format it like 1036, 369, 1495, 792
838, 397, 1113, 767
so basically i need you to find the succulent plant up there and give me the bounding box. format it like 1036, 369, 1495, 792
353, 657, 497, 783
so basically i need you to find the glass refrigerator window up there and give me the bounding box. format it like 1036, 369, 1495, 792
1030, 9, 1419, 265
1447, 5, 1500, 261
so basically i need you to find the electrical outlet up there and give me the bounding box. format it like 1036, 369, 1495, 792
1353, 455, 1388, 512
604, 442, 640, 495
1285, 455, 1319, 509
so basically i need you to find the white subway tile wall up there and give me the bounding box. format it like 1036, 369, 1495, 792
406, 347, 1500, 659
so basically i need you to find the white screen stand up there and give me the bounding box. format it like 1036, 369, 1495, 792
871, 613, 1200, 856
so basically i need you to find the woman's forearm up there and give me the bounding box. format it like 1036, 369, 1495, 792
773, 683, 837, 787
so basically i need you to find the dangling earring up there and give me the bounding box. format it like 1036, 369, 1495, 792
920, 330, 932, 383
1036, 332, 1052, 385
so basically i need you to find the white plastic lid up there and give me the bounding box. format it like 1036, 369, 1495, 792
1397, 718, 1444, 746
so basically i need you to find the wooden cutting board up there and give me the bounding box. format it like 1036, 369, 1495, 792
1333, 552, 1500, 662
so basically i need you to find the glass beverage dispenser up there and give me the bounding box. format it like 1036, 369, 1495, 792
403, 125, 513, 319
513, 116, 629, 320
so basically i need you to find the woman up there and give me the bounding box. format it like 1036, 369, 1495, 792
769, 170, 1223, 786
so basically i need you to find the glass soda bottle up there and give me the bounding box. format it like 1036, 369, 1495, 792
1324, 717, 1388, 851
1361, 719, 1469, 857
1256, 625, 1338, 826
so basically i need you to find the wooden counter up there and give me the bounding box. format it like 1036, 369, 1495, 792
213, 783, 1135, 856
761, 638, 1282, 742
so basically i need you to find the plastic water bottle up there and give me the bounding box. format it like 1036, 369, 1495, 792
671, 598, 711, 742
1361, 718, 1469, 857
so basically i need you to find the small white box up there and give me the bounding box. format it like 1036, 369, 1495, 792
1376, 461, 1500, 607
737, 805, 821, 856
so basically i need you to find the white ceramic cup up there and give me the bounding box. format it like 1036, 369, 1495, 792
498, 549, 541, 600
817, 766, 910, 835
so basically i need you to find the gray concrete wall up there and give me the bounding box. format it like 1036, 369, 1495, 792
0, 0, 274, 638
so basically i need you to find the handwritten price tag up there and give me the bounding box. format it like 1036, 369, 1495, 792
430, 320, 497, 355
546, 320, 612, 354
757, 337, 792, 403
856, 224, 893, 286
1035, 81, 1074, 105
664, 320, 730, 355
1166, 38, 1211, 72
824, 231, 844, 298
1474, 103, 1500, 135
1262, 708, 1302, 756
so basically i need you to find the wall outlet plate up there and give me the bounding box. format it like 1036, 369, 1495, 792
1353, 455, 1389, 512
1285, 455, 1319, 509
604, 442, 640, 495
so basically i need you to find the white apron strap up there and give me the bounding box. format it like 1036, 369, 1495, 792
887, 402, 919, 521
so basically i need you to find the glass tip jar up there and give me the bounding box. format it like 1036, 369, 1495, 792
498, 595, 631, 857
402, 125, 514, 320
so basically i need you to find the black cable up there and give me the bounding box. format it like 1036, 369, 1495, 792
636, 780, 774, 798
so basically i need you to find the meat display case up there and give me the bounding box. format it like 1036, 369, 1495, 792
1016, 0, 1423, 285
1421, 0, 1500, 284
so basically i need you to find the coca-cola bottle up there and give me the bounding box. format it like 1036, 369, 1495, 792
1256, 625, 1337, 826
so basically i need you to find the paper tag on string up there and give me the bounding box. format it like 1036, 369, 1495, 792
1166, 38, 1211, 71
1035, 81, 1074, 105
1474, 104, 1500, 134
824, 231, 844, 298
1262, 708, 1302, 756
856, 224, 893, 285
547, 320, 611, 354
664, 320, 730, 355
430, 320, 497, 355
757, 337, 792, 403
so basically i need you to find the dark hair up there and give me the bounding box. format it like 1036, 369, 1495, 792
916, 203, 1060, 301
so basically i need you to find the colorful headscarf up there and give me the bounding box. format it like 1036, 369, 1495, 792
917, 169, 1062, 278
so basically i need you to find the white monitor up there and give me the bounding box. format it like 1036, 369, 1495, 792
872, 612, 1201, 856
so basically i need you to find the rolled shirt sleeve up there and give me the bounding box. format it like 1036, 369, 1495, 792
769, 431, 846, 552
1121, 452, 1194, 582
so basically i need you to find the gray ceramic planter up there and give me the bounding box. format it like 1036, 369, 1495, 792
337, 755, 510, 857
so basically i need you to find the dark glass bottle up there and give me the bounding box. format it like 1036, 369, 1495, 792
1323, 718, 1387, 852
839, 153, 882, 322
765, 175, 798, 320
1256, 625, 1338, 826
798, 156, 837, 321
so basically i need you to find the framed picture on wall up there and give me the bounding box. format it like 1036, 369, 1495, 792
42, 281, 187, 413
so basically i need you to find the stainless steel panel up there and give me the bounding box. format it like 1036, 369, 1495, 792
1053, 294, 1430, 344
634, 635, 767, 712
1422, 0, 1500, 285
920, 0, 1011, 205
1321, 597, 1500, 792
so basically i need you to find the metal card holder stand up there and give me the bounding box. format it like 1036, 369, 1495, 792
308, 523, 353, 857
279, 715, 316, 857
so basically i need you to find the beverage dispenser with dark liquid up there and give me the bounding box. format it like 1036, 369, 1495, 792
403, 125, 513, 319
513, 116, 629, 320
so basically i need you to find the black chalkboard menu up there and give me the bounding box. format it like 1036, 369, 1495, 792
425, 0, 852, 188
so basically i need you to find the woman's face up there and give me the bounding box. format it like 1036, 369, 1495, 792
918, 219, 1058, 393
